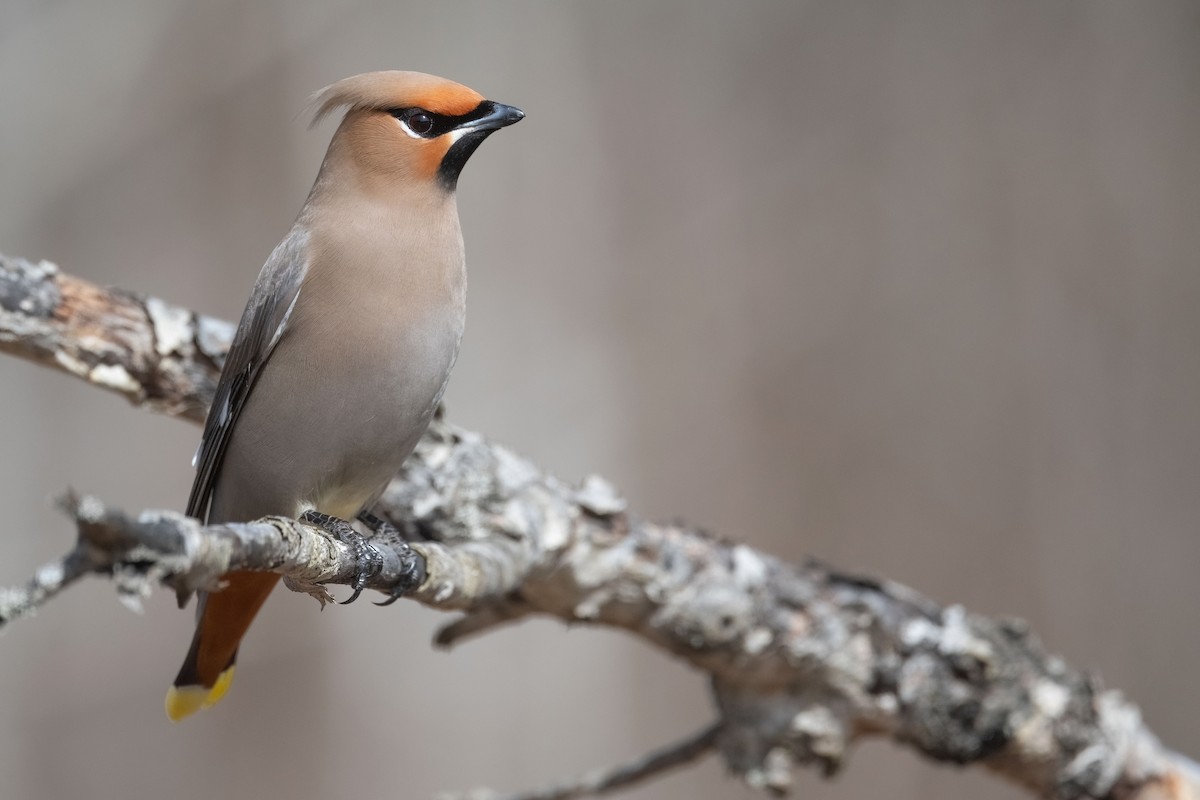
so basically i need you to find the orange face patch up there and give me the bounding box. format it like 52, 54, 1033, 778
415, 134, 454, 180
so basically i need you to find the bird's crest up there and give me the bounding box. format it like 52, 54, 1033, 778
307, 71, 484, 128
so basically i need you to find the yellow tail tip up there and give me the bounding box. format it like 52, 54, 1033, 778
165, 685, 207, 722
165, 666, 236, 722
203, 665, 236, 709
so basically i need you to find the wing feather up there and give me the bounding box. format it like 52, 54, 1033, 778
186, 227, 311, 522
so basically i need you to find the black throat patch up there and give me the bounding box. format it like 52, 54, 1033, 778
438, 128, 497, 191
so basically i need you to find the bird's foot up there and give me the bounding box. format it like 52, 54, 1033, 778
358, 511, 426, 606
300, 510, 383, 605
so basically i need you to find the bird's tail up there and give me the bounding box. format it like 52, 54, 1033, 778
165, 571, 280, 721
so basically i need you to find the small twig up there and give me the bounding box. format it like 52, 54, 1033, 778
446, 723, 722, 800
0, 492, 144, 624
434, 597, 535, 648
0, 548, 93, 625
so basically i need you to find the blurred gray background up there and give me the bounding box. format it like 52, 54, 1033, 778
1, 2, 1198, 798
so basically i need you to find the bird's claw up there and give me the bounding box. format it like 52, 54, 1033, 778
358, 511, 426, 606
300, 510, 383, 605
372, 544, 425, 605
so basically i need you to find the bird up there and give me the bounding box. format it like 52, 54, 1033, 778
165, 71, 523, 721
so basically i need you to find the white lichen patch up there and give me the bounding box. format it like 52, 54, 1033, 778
493, 446, 539, 494
642, 577, 669, 605
1097, 689, 1142, 728
35, 562, 64, 588
536, 500, 571, 551
497, 496, 535, 538
900, 616, 941, 649
939, 605, 993, 664
570, 539, 630, 593
786, 628, 831, 666
54, 350, 91, 377
574, 474, 627, 516
79, 334, 112, 352
136, 509, 191, 530
74, 494, 107, 522
146, 296, 193, 356
411, 489, 444, 519
745, 747, 794, 793
111, 565, 154, 614
418, 441, 454, 470
896, 653, 938, 705
0, 587, 33, 620
89, 363, 141, 393
791, 706, 846, 759
744, 626, 773, 655
731, 545, 767, 588
195, 315, 234, 358
1033, 679, 1070, 718
432, 581, 455, 603
660, 583, 753, 645
1063, 743, 1118, 796
826, 631, 875, 692
573, 587, 612, 620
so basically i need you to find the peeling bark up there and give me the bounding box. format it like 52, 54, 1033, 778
1, 252, 1197, 800
0, 253, 229, 421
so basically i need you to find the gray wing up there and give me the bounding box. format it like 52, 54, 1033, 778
186, 227, 311, 522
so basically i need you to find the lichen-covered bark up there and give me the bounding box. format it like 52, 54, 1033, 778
0, 253, 229, 420
1, 252, 1197, 800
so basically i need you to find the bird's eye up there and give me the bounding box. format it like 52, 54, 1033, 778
407, 111, 434, 135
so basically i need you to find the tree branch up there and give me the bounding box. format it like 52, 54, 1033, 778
1, 252, 1196, 800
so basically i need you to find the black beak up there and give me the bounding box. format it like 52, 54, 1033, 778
459, 101, 525, 133
438, 101, 525, 191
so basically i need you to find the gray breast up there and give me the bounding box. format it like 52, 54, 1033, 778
211, 231, 467, 523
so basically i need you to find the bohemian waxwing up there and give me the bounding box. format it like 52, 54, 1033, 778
166, 70, 523, 721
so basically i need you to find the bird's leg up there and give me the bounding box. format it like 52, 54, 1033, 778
357, 511, 426, 606
300, 510, 383, 605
